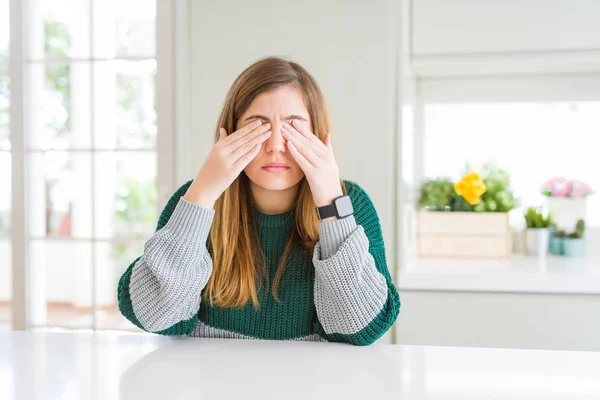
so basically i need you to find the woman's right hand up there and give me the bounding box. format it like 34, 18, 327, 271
184, 120, 272, 208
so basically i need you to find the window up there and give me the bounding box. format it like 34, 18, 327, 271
423, 102, 599, 226
0, 0, 11, 330
11, 0, 159, 330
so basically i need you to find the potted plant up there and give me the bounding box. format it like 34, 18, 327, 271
417, 165, 516, 259
474, 164, 518, 213
417, 178, 455, 211
524, 207, 552, 257
563, 220, 586, 257
549, 228, 566, 255
542, 177, 593, 232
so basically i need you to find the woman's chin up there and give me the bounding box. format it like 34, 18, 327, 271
247, 174, 303, 192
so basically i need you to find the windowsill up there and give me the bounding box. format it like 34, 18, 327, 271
397, 255, 600, 295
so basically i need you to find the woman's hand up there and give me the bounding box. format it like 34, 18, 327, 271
184, 120, 272, 208
281, 119, 343, 208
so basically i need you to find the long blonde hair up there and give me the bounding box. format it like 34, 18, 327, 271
203, 56, 346, 309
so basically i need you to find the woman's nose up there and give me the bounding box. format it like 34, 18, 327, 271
265, 124, 287, 153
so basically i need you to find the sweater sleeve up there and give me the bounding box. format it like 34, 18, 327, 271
312, 181, 401, 346
117, 180, 215, 335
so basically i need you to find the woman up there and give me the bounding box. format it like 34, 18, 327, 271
117, 56, 400, 346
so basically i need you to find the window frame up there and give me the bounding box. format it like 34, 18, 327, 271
9, 0, 177, 331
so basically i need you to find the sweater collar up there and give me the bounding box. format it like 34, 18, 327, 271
254, 207, 295, 229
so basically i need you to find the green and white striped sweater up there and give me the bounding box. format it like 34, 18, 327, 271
117, 180, 400, 346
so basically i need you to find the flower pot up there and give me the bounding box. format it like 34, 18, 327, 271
563, 238, 586, 257
417, 211, 512, 258
549, 236, 564, 255
525, 228, 550, 257
546, 197, 587, 232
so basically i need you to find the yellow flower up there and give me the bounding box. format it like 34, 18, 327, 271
455, 172, 487, 205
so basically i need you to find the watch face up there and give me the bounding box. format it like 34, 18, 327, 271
335, 196, 354, 217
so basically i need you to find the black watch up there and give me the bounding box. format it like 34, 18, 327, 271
315, 195, 354, 220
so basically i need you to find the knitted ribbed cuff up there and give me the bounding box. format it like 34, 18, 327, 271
162, 197, 215, 245
318, 215, 358, 259
313, 227, 388, 335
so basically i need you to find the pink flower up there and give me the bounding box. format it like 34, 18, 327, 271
542, 177, 571, 197
541, 177, 594, 197
542, 176, 565, 192
570, 181, 594, 197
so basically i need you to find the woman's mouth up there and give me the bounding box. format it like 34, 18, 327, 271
262, 166, 290, 172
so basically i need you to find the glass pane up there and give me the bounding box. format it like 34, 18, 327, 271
29, 152, 92, 239
95, 240, 145, 331
0, 152, 10, 330
0, 0, 8, 65
30, 240, 93, 329
0, 152, 10, 234
94, 60, 156, 149
0, 70, 9, 151
94, 152, 157, 239
93, 0, 156, 58
27, 63, 92, 150
424, 102, 600, 227
26, 0, 91, 60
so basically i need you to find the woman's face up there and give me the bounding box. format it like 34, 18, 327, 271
239, 86, 311, 192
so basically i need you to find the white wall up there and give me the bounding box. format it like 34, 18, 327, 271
183, 3, 401, 286
180, 0, 403, 344
184, 0, 400, 245
412, 0, 600, 55
410, 0, 600, 77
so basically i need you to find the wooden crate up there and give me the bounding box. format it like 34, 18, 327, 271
417, 211, 512, 259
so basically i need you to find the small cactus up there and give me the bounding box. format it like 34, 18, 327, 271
575, 220, 585, 238
567, 219, 585, 239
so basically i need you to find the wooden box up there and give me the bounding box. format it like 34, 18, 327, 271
417, 211, 512, 259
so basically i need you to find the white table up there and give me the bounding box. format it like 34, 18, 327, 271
1, 331, 599, 399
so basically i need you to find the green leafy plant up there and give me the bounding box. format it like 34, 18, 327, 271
417, 178, 455, 211
418, 163, 518, 213
567, 219, 585, 239
524, 207, 552, 228
474, 164, 518, 212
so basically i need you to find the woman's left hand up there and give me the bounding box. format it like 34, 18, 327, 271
281, 120, 343, 207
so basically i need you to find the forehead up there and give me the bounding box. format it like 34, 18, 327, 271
244, 86, 308, 115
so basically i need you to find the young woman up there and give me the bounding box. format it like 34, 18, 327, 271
117, 57, 400, 346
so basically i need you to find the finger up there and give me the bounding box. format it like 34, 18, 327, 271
286, 141, 311, 171
284, 122, 327, 156
221, 119, 264, 146
291, 119, 323, 146
281, 125, 320, 166
233, 142, 262, 171
225, 122, 271, 152
219, 128, 227, 141
231, 129, 272, 162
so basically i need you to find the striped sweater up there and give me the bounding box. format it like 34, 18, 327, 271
117, 180, 400, 345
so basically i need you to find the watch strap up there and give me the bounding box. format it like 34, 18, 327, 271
315, 203, 337, 220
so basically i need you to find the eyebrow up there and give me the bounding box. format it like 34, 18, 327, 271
244, 114, 309, 122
